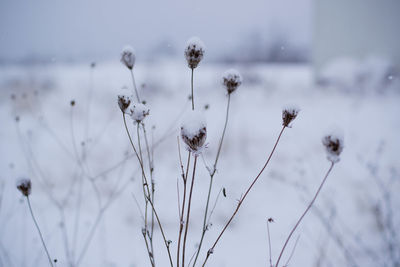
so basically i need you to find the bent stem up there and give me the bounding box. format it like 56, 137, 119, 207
201, 125, 286, 267
192, 94, 231, 266
26, 196, 54, 267
274, 162, 335, 267
182, 156, 198, 267
130, 69, 141, 103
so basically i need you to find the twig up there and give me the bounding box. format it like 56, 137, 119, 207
275, 162, 335, 267
130, 69, 141, 103
191, 68, 194, 110
267, 219, 273, 267
201, 126, 286, 266
193, 93, 231, 266
26, 197, 54, 267
283, 235, 300, 267
177, 152, 191, 267
183, 156, 198, 267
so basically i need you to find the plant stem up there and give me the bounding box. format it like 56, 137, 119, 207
201, 126, 286, 266
192, 93, 231, 267
177, 152, 191, 267
275, 162, 335, 267
130, 69, 141, 103
146, 195, 174, 267
191, 68, 194, 110
267, 220, 273, 267
182, 156, 198, 267
26, 196, 54, 267
142, 124, 156, 262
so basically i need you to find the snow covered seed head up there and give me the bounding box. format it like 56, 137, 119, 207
282, 106, 299, 127
130, 103, 149, 123
16, 178, 31, 197
222, 69, 242, 94
322, 134, 344, 163
117, 94, 132, 113
121, 46, 136, 70
181, 111, 207, 153
184, 37, 205, 69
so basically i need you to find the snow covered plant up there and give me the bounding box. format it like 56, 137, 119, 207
118, 40, 344, 267
16, 178, 55, 267
185, 37, 205, 110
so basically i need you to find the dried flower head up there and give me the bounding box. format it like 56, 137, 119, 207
282, 106, 300, 127
184, 37, 205, 69
222, 69, 242, 94
117, 93, 132, 113
130, 103, 150, 123
322, 133, 344, 163
181, 111, 207, 153
16, 178, 31, 197
121, 46, 136, 70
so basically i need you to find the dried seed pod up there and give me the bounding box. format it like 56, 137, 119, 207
322, 133, 344, 163
181, 111, 207, 153
184, 37, 205, 69
121, 46, 136, 70
282, 106, 299, 127
130, 103, 150, 123
117, 94, 132, 113
16, 178, 31, 197
222, 69, 242, 94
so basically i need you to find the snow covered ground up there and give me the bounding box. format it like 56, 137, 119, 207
0, 60, 399, 267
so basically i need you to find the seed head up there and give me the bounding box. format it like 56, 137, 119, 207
184, 37, 205, 69
222, 69, 242, 94
121, 46, 136, 70
181, 111, 207, 153
130, 103, 149, 123
16, 178, 31, 197
282, 106, 299, 127
322, 133, 344, 163
117, 93, 132, 113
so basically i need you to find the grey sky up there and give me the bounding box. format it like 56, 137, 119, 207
0, 0, 311, 62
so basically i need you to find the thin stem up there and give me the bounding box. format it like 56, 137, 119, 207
183, 156, 198, 267
177, 152, 191, 267
146, 195, 174, 267
267, 220, 273, 267
275, 162, 335, 267
284, 235, 300, 267
142, 231, 155, 267
26, 197, 54, 267
201, 126, 286, 266
192, 94, 231, 266
142, 124, 156, 259
191, 68, 194, 110
130, 69, 141, 103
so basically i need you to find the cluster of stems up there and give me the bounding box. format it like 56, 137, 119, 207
122, 70, 173, 267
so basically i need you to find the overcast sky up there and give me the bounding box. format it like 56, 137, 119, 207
0, 0, 311, 62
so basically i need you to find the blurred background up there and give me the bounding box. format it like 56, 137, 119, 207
1, 0, 399, 266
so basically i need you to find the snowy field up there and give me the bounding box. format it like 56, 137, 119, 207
0, 60, 399, 267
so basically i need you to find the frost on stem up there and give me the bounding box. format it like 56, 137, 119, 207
322, 133, 344, 163
184, 37, 205, 69
282, 106, 299, 127
130, 103, 150, 123
222, 69, 242, 94
17, 178, 31, 197
121, 45, 136, 70
181, 111, 207, 154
